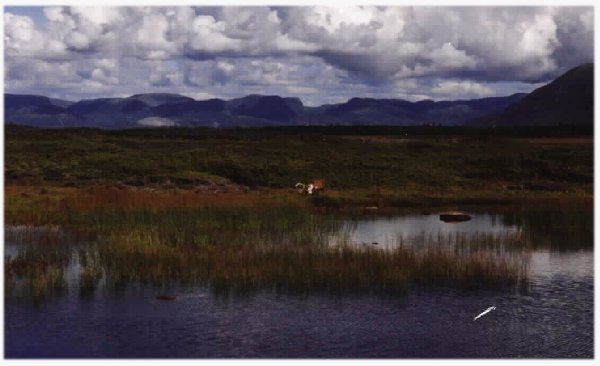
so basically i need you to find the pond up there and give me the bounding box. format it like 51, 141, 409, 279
328, 212, 520, 248
4, 206, 593, 358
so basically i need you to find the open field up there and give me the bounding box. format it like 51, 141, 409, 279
4, 125, 592, 298
516, 137, 593, 144
4, 125, 593, 207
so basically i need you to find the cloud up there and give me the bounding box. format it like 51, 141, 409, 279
136, 116, 176, 127
4, 6, 594, 103
4, 12, 68, 60
286, 85, 319, 94
431, 80, 494, 98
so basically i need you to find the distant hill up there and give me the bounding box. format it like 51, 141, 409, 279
10, 64, 595, 129
228, 95, 302, 122
302, 94, 526, 126
470, 63, 594, 126
4, 94, 77, 127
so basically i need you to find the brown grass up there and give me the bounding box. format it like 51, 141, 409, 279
4, 185, 305, 225
516, 138, 593, 144
96, 234, 529, 295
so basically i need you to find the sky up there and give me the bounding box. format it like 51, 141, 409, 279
3, 6, 594, 105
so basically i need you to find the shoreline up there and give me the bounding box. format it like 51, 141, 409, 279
4, 183, 592, 224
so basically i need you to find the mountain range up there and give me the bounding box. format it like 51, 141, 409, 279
4, 63, 593, 129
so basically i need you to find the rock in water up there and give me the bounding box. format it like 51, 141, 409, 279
155, 295, 176, 301
439, 212, 471, 223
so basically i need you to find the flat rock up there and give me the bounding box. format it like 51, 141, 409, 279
439, 212, 471, 223
155, 295, 176, 301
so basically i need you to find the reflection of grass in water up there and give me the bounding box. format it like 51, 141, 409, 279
500, 202, 593, 251
6, 203, 532, 299
4, 224, 95, 247
5, 185, 592, 251
92, 220, 529, 295
78, 248, 104, 297
5, 251, 67, 300
79, 266, 103, 297
438, 232, 532, 253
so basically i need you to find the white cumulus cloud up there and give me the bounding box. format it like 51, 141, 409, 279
136, 117, 177, 127
3, 6, 594, 103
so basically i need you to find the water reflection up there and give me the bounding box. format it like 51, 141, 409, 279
330, 213, 520, 248
4, 205, 594, 358
500, 203, 593, 251
4, 205, 593, 299
529, 250, 594, 280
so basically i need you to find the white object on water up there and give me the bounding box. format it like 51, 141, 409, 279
474, 306, 496, 321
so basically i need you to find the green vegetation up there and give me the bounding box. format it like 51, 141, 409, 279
4, 125, 592, 300
5, 249, 67, 299
96, 232, 528, 296
5, 185, 589, 300
5, 125, 593, 206
5, 202, 531, 299
4, 186, 540, 297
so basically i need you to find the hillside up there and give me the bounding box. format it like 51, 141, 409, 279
472, 63, 593, 126
5, 92, 526, 129
6, 63, 593, 129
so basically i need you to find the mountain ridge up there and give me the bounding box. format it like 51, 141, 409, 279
4, 63, 593, 129
4, 92, 527, 129
469, 63, 593, 126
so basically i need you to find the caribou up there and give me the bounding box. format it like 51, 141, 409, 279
295, 179, 326, 195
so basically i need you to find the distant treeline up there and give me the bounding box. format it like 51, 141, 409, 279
5, 123, 593, 139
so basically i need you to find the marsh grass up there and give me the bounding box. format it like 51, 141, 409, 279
79, 266, 103, 297
5, 204, 531, 299
5, 224, 96, 247
500, 201, 594, 251
5, 250, 68, 299
9, 187, 582, 299
94, 236, 529, 296
4, 126, 591, 300
88, 210, 531, 296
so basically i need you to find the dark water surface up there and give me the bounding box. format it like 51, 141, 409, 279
330, 212, 520, 247
4, 210, 594, 358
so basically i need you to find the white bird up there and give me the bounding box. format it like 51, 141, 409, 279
474, 306, 496, 321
